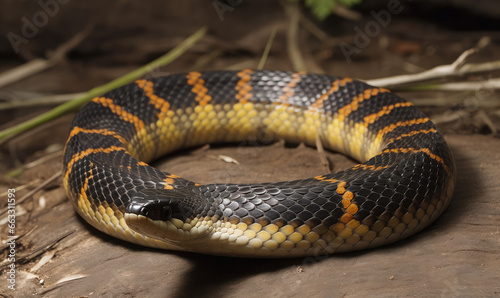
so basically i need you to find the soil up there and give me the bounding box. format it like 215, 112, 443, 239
0, 1, 499, 297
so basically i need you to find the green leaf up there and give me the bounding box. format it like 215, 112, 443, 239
304, 0, 337, 20
338, 0, 361, 7
302, 0, 362, 20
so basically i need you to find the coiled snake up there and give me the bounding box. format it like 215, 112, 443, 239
62, 70, 455, 257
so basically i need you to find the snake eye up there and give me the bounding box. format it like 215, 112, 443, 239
161, 206, 172, 220
140, 207, 149, 216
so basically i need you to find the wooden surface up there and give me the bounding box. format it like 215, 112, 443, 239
2, 134, 500, 297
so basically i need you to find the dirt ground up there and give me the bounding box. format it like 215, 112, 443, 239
1, 1, 500, 297
3, 134, 500, 297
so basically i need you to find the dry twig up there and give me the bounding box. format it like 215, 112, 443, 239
410, 78, 500, 91
0, 27, 207, 144
0, 171, 61, 216
331, 4, 362, 21
0, 25, 93, 88
0, 230, 74, 271
285, 2, 307, 72
366, 37, 493, 89
315, 136, 330, 174
0, 93, 84, 111
5, 150, 62, 178
298, 13, 329, 42
257, 27, 278, 70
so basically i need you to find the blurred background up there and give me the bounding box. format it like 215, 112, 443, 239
1, 1, 499, 148
0, 1, 499, 146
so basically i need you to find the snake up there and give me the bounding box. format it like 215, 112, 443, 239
62, 70, 455, 257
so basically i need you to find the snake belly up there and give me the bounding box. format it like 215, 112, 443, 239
62, 70, 455, 257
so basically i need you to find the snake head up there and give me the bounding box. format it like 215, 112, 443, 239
124, 187, 208, 243
126, 197, 179, 221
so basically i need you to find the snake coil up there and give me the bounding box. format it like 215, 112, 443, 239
63, 70, 455, 257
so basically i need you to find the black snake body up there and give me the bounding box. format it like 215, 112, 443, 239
62, 70, 455, 257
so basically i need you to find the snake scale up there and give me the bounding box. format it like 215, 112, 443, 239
62, 70, 455, 257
